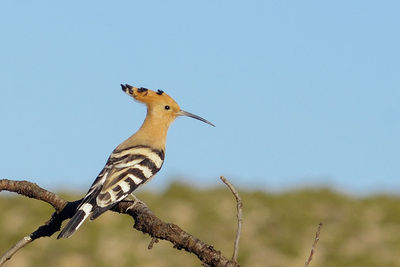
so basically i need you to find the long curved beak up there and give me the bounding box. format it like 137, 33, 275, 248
179, 110, 215, 127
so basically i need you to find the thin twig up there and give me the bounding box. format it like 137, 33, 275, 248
0, 200, 80, 266
220, 176, 242, 263
0, 236, 32, 266
148, 237, 159, 249
304, 223, 322, 267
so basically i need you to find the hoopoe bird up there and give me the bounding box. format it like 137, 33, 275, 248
57, 84, 214, 239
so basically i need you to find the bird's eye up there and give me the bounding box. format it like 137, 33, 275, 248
164, 105, 170, 110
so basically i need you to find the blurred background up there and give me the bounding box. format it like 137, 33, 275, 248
1, 1, 399, 266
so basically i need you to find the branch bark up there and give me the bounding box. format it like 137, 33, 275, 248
0, 179, 239, 267
304, 223, 322, 267
220, 176, 242, 262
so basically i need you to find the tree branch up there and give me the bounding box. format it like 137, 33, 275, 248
0, 236, 32, 266
220, 176, 243, 262
0, 179, 239, 267
304, 222, 322, 267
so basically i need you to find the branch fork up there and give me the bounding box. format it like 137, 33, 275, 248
0, 178, 241, 267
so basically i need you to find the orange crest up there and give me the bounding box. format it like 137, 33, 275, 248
121, 84, 180, 111
121, 83, 215, 127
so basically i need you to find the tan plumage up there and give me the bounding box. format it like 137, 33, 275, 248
118, 86, 181, 150
57, 84, 214, 239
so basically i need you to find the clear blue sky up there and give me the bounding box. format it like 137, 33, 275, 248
0, 1, 399, 194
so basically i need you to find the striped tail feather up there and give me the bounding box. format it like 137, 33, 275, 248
57, 202, 94, 239
90, 202, 120, 220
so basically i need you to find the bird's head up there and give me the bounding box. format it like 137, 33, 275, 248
121, 84, 215, 127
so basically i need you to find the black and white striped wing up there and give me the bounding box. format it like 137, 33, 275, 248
57, 145, 164, 238
90, 145, 165, 219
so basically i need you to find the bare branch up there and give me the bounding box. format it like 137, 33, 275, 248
0, 179, 67, 212
148, 237, 159, 250
0, 236, 32, 266
220, 176, 242, 263
304, 223, 322, 267
0, 179, 239, 267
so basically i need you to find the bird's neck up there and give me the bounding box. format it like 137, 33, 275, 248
118, 110, 172, 151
